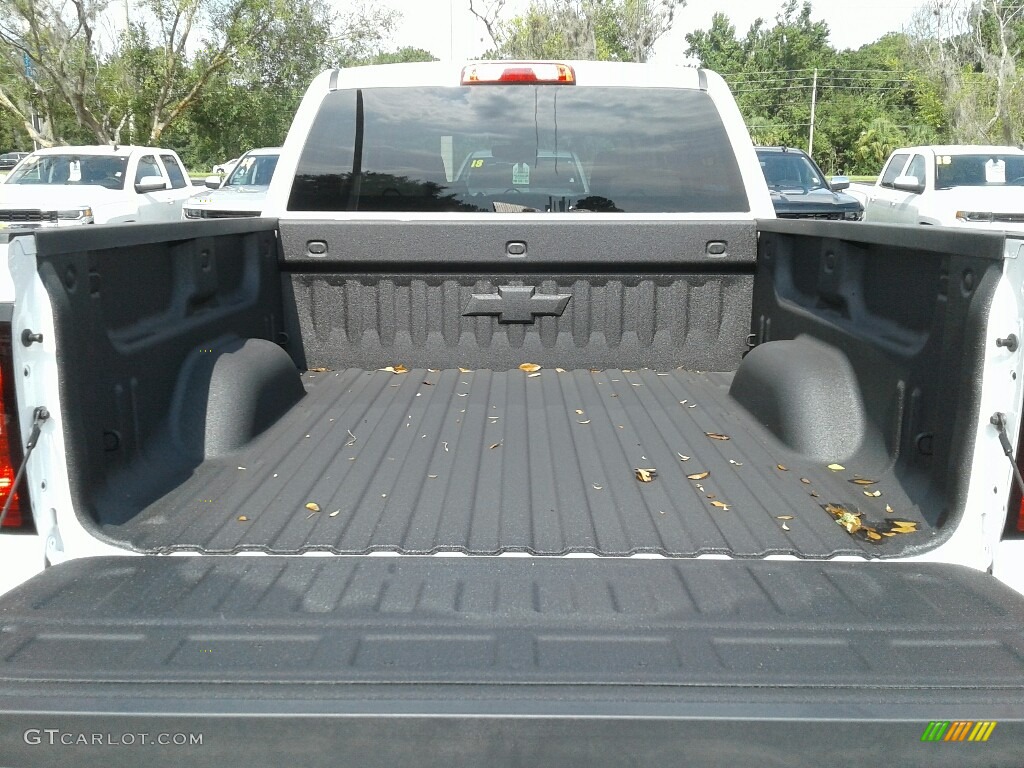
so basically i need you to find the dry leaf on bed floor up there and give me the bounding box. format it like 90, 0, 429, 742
686, 471, 710, 480
827, 463, 845, 471
635, 468, 657, 482
851, 478, 877, 485
705, 432, 730, 441
305, 502, 320, 512
309, 367, 328, 372
379, 365, 408, 374
776, 464, 788, 471
519, 363, 541, 373
710, 500, 730, 510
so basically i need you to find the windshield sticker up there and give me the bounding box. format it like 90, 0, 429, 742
985, 158, 1006, 183
512, 163, 530, 185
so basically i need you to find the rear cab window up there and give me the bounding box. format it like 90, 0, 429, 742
160, 154, 188, 189
288, 85, 750, 214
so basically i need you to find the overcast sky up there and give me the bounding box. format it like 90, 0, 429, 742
383, 0, 929, 63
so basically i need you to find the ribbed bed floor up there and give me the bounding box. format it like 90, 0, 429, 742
106, 368, 937, 557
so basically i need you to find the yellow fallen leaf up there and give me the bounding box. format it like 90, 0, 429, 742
865, 530, 883, 541
458, 367, 473, 373
705, 432, 731, 441
329, 510, 341, 517
678, 453, 691, 461
237, 515, 248, 522
687, 471, 710, 480
863, 490, 882, 498
519, 363, 541, 373
835, 513, 862, 533
777, 464, 788, 471
575, 409, 585, 415
827, 463, 845, 471
305, 502, 320, 512
776, 515, 794, 520
711, 501, 731, 510
379, 365, 408, 374
851, 478, 877, 485
555, 367, 567, 373
888, 520, 918, 534
635, 468, 656, 482
309, 367, 328, 372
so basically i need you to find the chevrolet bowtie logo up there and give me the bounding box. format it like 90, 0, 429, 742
463, 285, 572, 324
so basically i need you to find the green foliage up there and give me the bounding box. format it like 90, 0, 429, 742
685, 2, 945, 174
484, 0, 683, 62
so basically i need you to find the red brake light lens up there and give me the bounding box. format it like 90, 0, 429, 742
0, 322, 29, 530
462, 63, 576, 85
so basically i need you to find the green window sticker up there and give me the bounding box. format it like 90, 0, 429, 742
512, 163, 531, 185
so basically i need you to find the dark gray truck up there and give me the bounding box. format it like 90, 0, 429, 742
1, 61, 1024, 767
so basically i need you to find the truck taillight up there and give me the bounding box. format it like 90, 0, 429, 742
461, 62, 576, 85
0, 321, 31, 530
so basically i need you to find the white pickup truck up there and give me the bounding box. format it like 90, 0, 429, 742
860, 144, 1024, 229
0, 145, 195, 226
1, 62, 1024, 766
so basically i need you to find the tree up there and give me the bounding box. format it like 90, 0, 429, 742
907, 0, 1024, 145
0, 0, 394, 147
469, 0, 684, 62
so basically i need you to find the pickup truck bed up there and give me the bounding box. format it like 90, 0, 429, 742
22, 218, 995, 561
114, 366, 932, 557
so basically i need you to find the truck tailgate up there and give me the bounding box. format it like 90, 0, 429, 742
0, 556, 1022, 767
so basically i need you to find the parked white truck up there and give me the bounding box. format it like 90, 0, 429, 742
1, 62, 1024, 767
859, 144, 1024, 229
0, 145, 195, 226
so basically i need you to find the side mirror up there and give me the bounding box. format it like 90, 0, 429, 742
204, 175, 222, 189
893, 175, 925, 194
830, 175, 850, 191
135, 175, 168, 194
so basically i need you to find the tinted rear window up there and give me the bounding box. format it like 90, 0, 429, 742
288, 86, 749, 213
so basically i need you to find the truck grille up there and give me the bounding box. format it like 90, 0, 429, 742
778, 212, 845, 220
187, 209, 260, 219
0, 209, 57, 223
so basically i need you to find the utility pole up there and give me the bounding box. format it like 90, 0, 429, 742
808, 67, 818, 157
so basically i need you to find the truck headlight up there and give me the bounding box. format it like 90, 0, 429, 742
56, 207, 94, 223
844, 210, 863, 221
183, 208, 203, 219
956, 211, 994, 222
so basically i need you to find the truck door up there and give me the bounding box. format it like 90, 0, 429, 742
159, 154, 195, 218
864, 152, 910, 223
890, 153, 928, 225
134, 154, 174, 223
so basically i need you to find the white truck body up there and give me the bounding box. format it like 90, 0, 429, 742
862, 144, 1024, 230
0, 145, 195, 226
